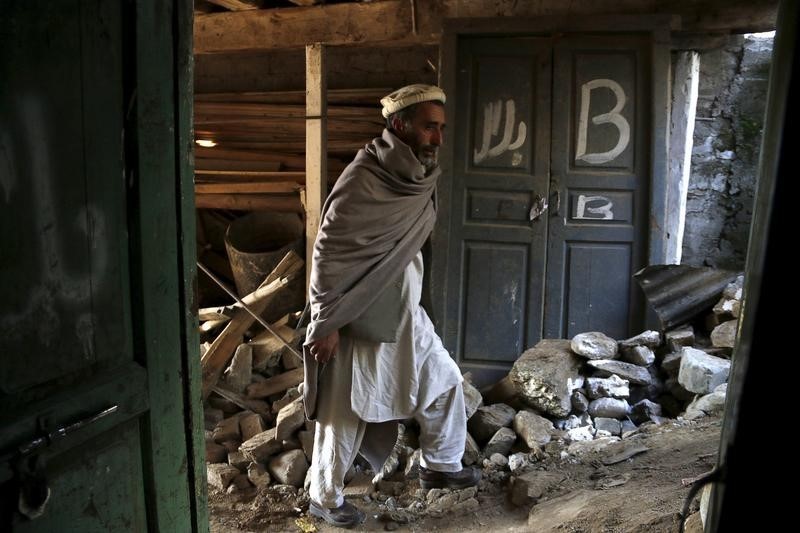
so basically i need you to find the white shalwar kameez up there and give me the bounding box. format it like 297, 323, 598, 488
309, 252, 465, 508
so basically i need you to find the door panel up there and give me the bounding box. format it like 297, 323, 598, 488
545, 36, 649, 340
446, 37, 551, 381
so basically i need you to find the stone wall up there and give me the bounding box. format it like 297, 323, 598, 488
682, 34, 773, 269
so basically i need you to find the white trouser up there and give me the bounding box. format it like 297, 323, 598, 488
309, 346, 466, 508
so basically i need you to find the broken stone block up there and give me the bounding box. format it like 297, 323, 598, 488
206, 441, 228, 464
247, 462, 271, 487
678, 347, 731, 393
343, 472, 373, 498
621, 345, 656, 367
588, 398, 630, 419
276, 397, 306, 441
618, 330, 662, 349
208, 395, 240, 414
483, 427, 517, 457
207, 463, 241, 491
585, 375, 630, 399
240, 427, 282, 463
467, 403, 516, 444
513, 410, 553, 450
594, 417, 622, 436
508, 452, 532, 473
453, 497, 480, 513
666, 376, 695, 401
586, 360, 655, 386
250, 323, 300, 371
204, 407, 225, 429
463, 433, 480, 466
666, 326, 695, 352
566, 436, 620, 455
228, 450, 249, 470
489, 453, 508, 467
462, 376, 483, 420
566, 425, 595, 442
684, 384, 727, 420
239, 412, 266, 442
711, 319, 738, 348
571, 390, 589, 413
571, 331, 618, 360
509, 340, 585, 418
630, 399, 663, 424
373, 449, 399, 484
661, 351, 683, 374
282, 436, 302, 452
510, 471, 565, 506
268, 449, 309, 488
223, 343, 252, 393
620, 419, 637, 436
231, 473, 251, 490
554, 414, 590, 431
271, 386, 302, 414
212, 415, 242, 443
220, 440, 240, 453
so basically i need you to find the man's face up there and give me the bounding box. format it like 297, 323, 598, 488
395, 101, 446, 173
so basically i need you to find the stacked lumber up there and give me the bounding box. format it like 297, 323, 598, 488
193, 88, 387, 212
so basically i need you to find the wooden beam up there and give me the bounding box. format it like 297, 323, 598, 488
195, 0, 422, 53
195, 193, 303, 212
206, 0, 260, 11
305, 43, 327, 289
194, 170, 306, 182
195, 181, 302, 194
200, 252, 303, 399
245, 368, 304, 399
194, 0, 777, 54
195, 88, 391, 106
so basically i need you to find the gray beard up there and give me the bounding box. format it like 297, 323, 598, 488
418, 147, 439, 173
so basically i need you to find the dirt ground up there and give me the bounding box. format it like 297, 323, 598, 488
208, 416, 720, 533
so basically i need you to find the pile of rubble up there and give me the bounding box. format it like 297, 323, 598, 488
202, 270, 743, 523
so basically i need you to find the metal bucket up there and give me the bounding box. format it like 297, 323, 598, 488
224, 211, 304, 298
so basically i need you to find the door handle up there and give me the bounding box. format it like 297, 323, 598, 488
528, 194, 548, 222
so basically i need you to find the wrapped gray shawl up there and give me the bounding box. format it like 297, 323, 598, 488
303, 129, 439, 419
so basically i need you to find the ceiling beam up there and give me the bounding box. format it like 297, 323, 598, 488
194, 0, 777, 55
205, 0, 261, 11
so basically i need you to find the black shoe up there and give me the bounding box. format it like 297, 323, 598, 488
309, 500, 366, 528
419, 466, 481, 490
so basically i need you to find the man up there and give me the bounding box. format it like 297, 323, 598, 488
303, 84, 480, 528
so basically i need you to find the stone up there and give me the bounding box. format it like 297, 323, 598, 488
204, 407, 224, 429
212, 415, 242, 444
207, 463, 241, 491
467, 403, 516, 444
240, 428, 282, 463
489, 453, 508, 467
678, 347, 731, 393
462, 375, 483, 420
250, 323, 300, 371
566, 425, 595, 442
463, 433, 480, 466
666, 326, 695, 351
231, 473, 251, 490
621, 345, 656, 366
585, 375, 630, 399
618, 330, 662, 349
206, 442, 228, 464
566, 436, 620, 455
586, 359, 655, 386
571, 390, 589, 413
227, 450, 249, 470
661, 351, 683, 374
508, 452, 532, 473
630, 399, 663, 424
509, 340, 585, 418
239, 412, 266, 442
588, 398, 630, 419
404, 449, 421, 479
276, 397, 306, 441
571, 331, 618, 359
298, 430, 314, 462
510, 471, 565, 506
268, 449, 308, 487
594, 417, 622, 436
271, 386, 301, 414
513, 410, 553, 450
484, 427, 517, 457
684, 384, 727, 420
666, 376, 695, 401
343, 472, 373, 498
223, 343, 252, 393
711, 319, 738, 348
247, 462, 271, 487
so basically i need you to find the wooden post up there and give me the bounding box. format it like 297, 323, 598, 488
667, 51, 700, 264
305, 43, 327, 289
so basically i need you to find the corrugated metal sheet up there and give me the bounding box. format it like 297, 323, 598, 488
633, 265, 740, 329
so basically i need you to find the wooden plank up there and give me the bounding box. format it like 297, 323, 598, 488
194, 170, 305, 182
306, 43, 327, 289
194, 158, 282, 172
195, 87, 390, 105
206, 0, 260, 10
245, 368, 305, 399
198, 306, 234, 321
195, 181, 302, 194
195, 146, 306, 167
200, 252, 303, 399
195, 0, 420, 53
195, 193, 303, 212
195, 101, 378, 119
211, 386, 271, 418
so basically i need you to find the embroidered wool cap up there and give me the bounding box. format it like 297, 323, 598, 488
380, 84, 446, 118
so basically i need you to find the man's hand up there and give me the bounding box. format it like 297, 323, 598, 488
309, 330, 339, 364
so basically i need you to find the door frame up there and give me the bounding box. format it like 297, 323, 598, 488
433, 15, 672, 381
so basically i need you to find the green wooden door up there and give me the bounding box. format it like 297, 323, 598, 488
0, 1, 205, 531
